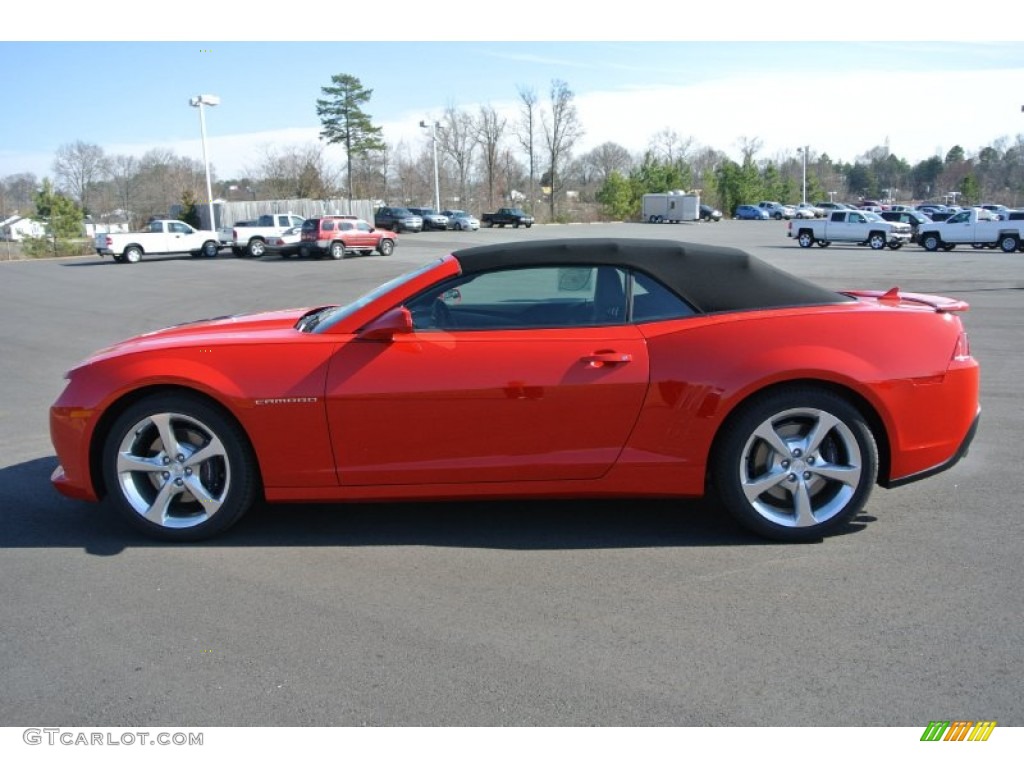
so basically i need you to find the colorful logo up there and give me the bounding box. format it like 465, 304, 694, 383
920, 721, 997, 741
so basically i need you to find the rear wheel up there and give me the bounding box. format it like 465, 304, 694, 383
329, 241, 346, 260
123, 246, 142, 263
101, 393, 257, 542
797, 231, 815, 248
713, 387, 877, 541
999, 234, 1019, 253
246, 239, 266, 258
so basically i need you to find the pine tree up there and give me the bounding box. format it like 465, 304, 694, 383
316, 74, 386, 199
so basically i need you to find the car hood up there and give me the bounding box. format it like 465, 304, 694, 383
76, 308, 319, 366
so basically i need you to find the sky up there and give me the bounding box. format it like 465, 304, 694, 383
2, 6, 1024, 184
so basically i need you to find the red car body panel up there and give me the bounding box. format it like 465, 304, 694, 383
50, 244, 979, 514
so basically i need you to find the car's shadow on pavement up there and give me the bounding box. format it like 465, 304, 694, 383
0, 457, 871, 555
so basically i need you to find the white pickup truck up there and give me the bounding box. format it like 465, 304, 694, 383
788, 210, 913, 250
94, 220, 221, 263
917, 207, 1024, 253
230, 213, 306, 257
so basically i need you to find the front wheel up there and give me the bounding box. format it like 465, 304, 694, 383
202, 240, 219, 258
921, 233, 941, 252
101, 393, 258, 541
797, 231, 814, 248
712, 388, 878, 541
377, 239, 394, 256
868, 232, 886, 250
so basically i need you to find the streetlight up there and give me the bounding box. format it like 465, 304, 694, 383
420, 119, 441, 211
797, 145, 809, 204
189, 94, 220, 232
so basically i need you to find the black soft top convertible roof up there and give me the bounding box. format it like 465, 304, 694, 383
452, 238, 849, 314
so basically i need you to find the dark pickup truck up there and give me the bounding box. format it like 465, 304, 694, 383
481, 207, 534, 228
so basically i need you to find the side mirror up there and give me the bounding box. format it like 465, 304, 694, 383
358, 306, 413, 341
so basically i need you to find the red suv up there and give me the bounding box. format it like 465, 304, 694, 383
299, 216, 397, 259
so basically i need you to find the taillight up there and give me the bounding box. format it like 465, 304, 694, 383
105, 236, 113, 247
953, 331, 971, 361
232, 229, 238, 239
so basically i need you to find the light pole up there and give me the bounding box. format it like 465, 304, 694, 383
189, 94, 220, 232
797, 145, 809, 204
420, 120, 441, 211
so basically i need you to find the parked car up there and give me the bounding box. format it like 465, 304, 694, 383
879, 210, 930, 243
441, 209, 481, 231
481, 208, 535, 228
795, 202, 824, 218
757, 201, 797, 220
94, 219, 220, 263
699, 204, 722, 222
735, 205, 770, 220
300, 216, 397, 259
264, 225, 304, 258
230, 213, 306, 258
50, 238, 979, 543
374, 206, 423, 233
788, 210, 913, 250
407, 207, 448, 231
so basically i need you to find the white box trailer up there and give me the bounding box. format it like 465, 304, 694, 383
642, 192, 700, 223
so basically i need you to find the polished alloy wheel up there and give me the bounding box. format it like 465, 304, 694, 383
739, 407, 862, 529
114, 411, 230, 529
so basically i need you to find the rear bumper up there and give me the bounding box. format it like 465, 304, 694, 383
882, 409, 980, 489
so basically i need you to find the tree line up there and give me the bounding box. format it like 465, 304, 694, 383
4, 72, 1024, 237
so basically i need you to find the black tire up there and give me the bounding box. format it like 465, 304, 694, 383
797, 231, 815, 248
889, 242, 903, 250
816, 240, 831, 248
329, 241, 346, 260
999, 234, 1019, 253
513, 221, 520, 228
202, 240, 219, 258
868, 232, 886, 250
377, 239, 394, 256
774, 212, 783, 220
247, 239, 266, 258
942, 244, 956, 251
101, 392, 258, 542
231, 247, 244, 257
921, 233, 941, 252
298, 245, 311, 259
123, 246, 142, 264
358, 249, 373, 256
454, 222, 463, 231
713, 387, 877, 541
525, 223, 532, 228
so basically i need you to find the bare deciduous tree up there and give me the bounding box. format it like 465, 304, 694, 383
437, 106, 477, 208
107, 155, 139, 227
476, 104, 507, 211
649, 128, 693, 165
542, 79, 584, 221
246, 144, 339, 200
52, 140, 110, 214
516, 86, 539, 211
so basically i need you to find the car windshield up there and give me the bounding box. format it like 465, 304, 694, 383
862, 212, 884, 222
303, 259, 444, 333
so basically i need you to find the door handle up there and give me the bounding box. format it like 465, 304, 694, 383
581, 351, 632, 367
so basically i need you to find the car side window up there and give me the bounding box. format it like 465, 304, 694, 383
406, 266, 628, 331
631, 272, 696, 322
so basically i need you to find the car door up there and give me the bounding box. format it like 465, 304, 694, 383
324, 265, 651, 486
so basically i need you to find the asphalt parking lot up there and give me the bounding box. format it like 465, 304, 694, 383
1, 221, 1021, 726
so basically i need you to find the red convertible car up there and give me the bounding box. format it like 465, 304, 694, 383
50, 239, 980, 542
